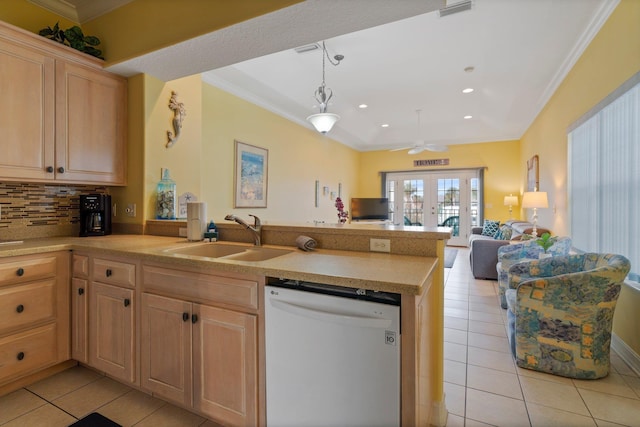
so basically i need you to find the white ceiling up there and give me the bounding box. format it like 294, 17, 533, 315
32, 0, 618, 153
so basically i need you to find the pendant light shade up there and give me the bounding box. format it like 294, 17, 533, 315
307, 113, 340, 134
307, 41, 343, 134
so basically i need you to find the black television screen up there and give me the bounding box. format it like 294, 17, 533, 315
350, 198, 390, 221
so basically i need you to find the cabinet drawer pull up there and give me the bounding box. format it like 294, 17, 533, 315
183, 312, 189, 322
17, 352, 25, 361
78, 288, 85, 296
105, 269, 112, 277
124, 298, 130, 307
16, 268, 24, 277
191, 314, 198, 324
16, 304, 24, 313
57, 166, 65, 173
46, 166, 54, 173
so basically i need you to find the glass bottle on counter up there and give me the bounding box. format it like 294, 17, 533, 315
156, 169, 176, 219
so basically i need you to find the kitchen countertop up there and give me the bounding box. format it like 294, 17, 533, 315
0, 235, 438, 295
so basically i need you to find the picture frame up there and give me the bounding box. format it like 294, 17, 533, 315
234, 140, 268, 208
527, 154, 539, 191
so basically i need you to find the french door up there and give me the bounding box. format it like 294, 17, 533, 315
386, 170, 480, 246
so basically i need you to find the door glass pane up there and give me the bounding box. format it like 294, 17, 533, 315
470, 178, 479, 227
387, 180, 397, 224
403, 180, 423, 225
437, 179, 460, 237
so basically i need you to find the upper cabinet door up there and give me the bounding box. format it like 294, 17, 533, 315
0, 39, 56, 181
56, 60, 127, 185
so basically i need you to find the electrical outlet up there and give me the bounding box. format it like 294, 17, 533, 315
370, 238, 391, 253
125, 203, 136, 217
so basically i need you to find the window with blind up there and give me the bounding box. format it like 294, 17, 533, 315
568, 73, 639, 284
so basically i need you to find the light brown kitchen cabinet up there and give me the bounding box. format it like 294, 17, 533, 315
71, 254, 89, 363
88, 256, 138, 385
141, 265, 261, 427
0, 252, 70, 387
0, 20, 127, 185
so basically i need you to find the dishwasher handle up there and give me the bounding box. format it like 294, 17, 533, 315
269, 298, 393, 329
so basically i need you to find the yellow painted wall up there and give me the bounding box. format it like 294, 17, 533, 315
520, 0, 640, 237
359, 140, 522, 223
201, 83, 360, 224
144, 75, 203, 220
0, 0, 76, 33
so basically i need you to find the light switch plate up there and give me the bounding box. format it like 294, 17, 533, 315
370, 238, 391, 253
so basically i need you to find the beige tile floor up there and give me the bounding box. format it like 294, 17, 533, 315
443, 247, 640, 427
0, 365, 222, 426
2, 247, 639, 426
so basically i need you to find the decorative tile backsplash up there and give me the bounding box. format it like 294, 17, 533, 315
0, 182, 107, 238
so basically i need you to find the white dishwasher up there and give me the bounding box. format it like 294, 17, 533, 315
265, 279, 400, 427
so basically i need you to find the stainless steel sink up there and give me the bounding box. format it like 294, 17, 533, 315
164, 242, 250, 258
165, 242, 293, 261
222, 247, 293, 262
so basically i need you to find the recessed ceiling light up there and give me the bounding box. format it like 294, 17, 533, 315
359, 104, 368, 109
464, 115, 473, 119
381, 124, 389, 128
462, 88, 474, 94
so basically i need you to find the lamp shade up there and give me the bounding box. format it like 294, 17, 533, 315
521, 191, 548, 209
307, 113, 340, 134
504, 195, 518, 207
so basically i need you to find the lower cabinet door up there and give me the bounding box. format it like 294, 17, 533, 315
71, 278, 88, 363
140, 293, 192, 406
89, 281, 135, 384
193, 304, 258, 427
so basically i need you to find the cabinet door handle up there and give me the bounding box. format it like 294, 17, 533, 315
57, 167, 65, 173
105, 269, 112, 277
46, 166, 54, 173
191, 314, 198, 324
16, 304, 24, 313
16, 268, 24, 277
124, 298, 130, 307
183, 312, 189, 322
78, 288, 84, 296
17, 352, 25, 361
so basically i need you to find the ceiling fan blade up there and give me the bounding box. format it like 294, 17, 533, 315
389, 146, 413, 152
425, 144, 449, 152
407, 146, 426, 155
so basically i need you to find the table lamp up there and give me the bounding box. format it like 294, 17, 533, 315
504, 195, 518, 219
521, 191, 548, 237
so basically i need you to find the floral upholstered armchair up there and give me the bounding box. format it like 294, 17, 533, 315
505, 253, 630, 379
496, 237, 572, 308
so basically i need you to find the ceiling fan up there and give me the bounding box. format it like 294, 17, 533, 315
389, 110, 448, 154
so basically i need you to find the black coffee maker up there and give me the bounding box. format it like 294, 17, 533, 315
79, 194, 112, 237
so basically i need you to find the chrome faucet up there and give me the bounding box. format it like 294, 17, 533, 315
224, 214, 262, 246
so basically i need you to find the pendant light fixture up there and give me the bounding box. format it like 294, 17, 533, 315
307, 41, 343, 134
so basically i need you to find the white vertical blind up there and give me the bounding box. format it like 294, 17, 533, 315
568, 78, 639, 282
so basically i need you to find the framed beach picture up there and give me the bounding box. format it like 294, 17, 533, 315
527, 154, 539, 191
234, 140, 268, 208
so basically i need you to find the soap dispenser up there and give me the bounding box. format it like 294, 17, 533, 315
156, 169, 176, 219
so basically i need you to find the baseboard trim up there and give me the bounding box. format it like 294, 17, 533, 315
612, 333, 640, 376
430, 394, 448, 427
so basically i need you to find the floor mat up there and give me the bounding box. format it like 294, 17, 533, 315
444, 248, 458, 268
69, 412, 121, 427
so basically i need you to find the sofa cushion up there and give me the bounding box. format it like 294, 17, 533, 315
495, 225, 513, 240
481, 220, 500, 237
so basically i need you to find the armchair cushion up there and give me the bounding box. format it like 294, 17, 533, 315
506, 253, 630, 379
496, 236, 572, 308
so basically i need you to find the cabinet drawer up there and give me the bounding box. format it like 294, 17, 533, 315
0, 323, 57, 383
0, 255, 57, 287
73, 254, 89, 278
143, 265, 258, 311
93, 258, 136, 288
0, 279, 56, 335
